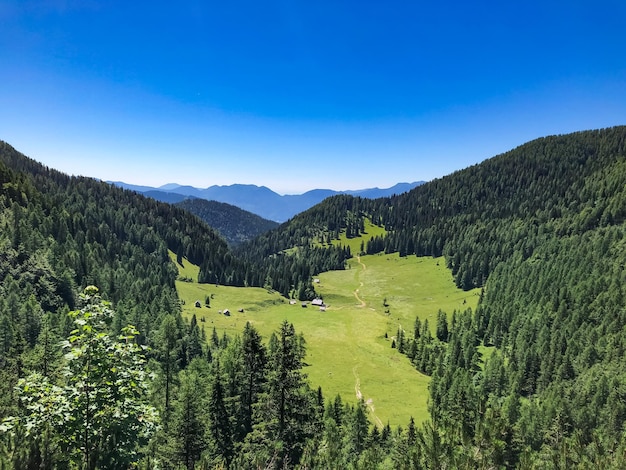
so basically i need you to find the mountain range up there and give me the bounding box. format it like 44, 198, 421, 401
3, 127, 626, 467
109, 181, 424, 222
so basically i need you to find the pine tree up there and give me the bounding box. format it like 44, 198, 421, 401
165, 363, 208, 470
206, 359, 233, 467
241, 322, 267, 436
436, 310, 449, 342
344, 400, 369, 459
258, 321, 315, 466
156, 314, 181, 423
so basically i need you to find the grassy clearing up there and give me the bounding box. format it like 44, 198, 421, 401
317, 218, 387, 255
169, 249, 480, 427
478, 344, 497, 369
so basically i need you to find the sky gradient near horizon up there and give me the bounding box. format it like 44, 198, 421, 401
1, 1, 625, 194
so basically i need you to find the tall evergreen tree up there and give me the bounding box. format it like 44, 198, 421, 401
165, 362, 208, 470
206, 358, 233, 467
241, 322, 268, 437
255, 321, 316, 467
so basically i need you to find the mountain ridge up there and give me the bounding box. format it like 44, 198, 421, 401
174, 198, 279, 246
3, 127, 626, 466
109, 181, 424, 222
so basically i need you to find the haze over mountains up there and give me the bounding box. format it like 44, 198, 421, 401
3, 127, 626, 467
110, 181, 424, 222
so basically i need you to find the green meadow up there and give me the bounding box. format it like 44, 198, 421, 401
170, 246, 480, 427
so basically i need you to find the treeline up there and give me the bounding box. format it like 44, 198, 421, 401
233, 195, 365, 298
0, 290, 517, 469
3, 290, 428, 469
7, 287, 626, 469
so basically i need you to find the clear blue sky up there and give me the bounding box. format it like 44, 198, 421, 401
1, 1, 625, 194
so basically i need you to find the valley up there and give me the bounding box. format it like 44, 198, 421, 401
3, 127, 626, 468
172, 249, 480, 426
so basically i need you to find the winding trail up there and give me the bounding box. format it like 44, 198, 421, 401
353, 366, 362, 399
352, 365, 384, 428
353, 256, 367, 307
349, 257, 384, 428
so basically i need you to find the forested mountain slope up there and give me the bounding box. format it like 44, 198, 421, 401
391, 127, 626, 467
233, 127, 626, 466
2, 126, 626, 468
365, 127, 626, 290
0, 141, 245, 305
174, 198, 278, 246
375, 126, 626, 466
233, 193, 369, 298
0, 140, 246, 367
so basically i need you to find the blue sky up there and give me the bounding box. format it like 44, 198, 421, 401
1, 1, 625, 194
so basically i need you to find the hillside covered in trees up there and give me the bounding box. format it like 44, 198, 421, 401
175, 198, 279, 246
1, 126, 626, 468
232, 126, 626, 467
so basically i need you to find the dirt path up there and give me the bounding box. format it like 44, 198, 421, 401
353, 365, 362, 399
353, 256, 367, 307
353, 286, 366, 307
352, 365, 384, 428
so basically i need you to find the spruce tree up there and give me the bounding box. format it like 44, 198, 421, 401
165, 363, 208, 470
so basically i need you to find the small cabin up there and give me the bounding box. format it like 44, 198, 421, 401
289, 299, 297, 305
311, 298, 324, 307
194, 300, 201, 308
223, 309, 230, 316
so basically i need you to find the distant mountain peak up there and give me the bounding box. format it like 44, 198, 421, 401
158, 183, 182, 190
109, 181, 424, 222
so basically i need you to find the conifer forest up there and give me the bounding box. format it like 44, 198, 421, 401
1, 126, 626, 468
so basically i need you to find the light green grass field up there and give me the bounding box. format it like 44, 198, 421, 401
315, 218, 387, 255
170, 248, 480, 427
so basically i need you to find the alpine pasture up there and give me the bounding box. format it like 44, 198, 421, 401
170, 247, 480, 427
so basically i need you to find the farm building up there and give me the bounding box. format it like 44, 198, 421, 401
311, 298, 324, 307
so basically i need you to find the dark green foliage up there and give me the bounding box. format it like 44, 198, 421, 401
234, 196, 358, 298
164, 362, 209, 469
154, 314, 183, 422
240, 322, 268, 436
435, 310, 448, 342
206, 359, 233, 467
255, 321, 316, 466
364, 126, 626, 288
175, 198, 279, 246
3, 127, 626, 467
2, 287, 158, 469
